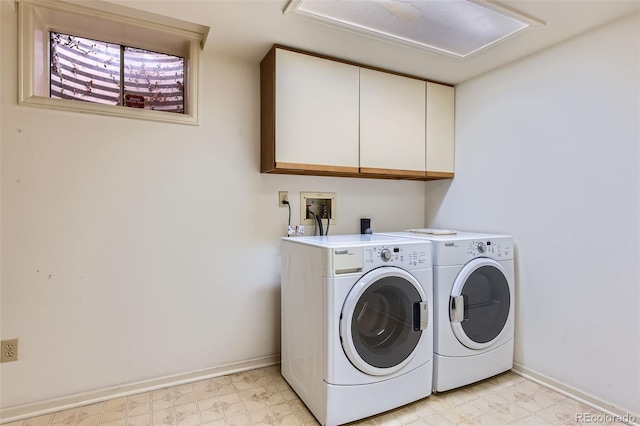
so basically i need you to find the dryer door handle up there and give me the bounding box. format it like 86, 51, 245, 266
413, 302, 429, 331
450, 295, 465, 323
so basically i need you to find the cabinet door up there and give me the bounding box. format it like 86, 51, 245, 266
275, 49, 360, 172
360, 68, 426, 177
426, 82, 455, 177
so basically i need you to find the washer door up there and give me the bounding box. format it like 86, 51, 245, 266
449, 258, 511, 350
340, 267, 428, 376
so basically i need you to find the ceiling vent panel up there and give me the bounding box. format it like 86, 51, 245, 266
285, 0, 545, 58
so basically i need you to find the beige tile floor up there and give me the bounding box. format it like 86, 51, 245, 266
3, 366, 624, 426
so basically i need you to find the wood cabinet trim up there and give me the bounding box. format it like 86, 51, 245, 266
260, 46, 276, 173
425, 171, 455, 179
275, 162, 360, 174
264, 164, 454, 181
360, 167, 426, 178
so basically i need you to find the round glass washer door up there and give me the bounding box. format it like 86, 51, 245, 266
449, 258, 511, 350
340, 266, 428, 376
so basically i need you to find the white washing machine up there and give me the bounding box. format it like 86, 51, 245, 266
280, 234, 433, 425
377, 230, 514, 392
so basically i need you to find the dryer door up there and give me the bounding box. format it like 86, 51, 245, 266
340, 267, 428, 376
449, 258, 511, 350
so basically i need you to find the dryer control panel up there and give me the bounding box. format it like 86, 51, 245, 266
433, 237, 513, 265
465, 239, 512, 258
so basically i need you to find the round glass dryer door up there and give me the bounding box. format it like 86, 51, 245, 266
449, 258, 511, 350
340, 267, 428, 376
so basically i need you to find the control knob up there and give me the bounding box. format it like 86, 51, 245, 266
380, 248, 392, 262
477, 242, 486, 253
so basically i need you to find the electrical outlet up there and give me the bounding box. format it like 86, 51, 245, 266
279, 191, 289, 207
1, 338, 18, 362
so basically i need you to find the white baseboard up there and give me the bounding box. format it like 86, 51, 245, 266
512, 362, 639, 426
0, 354, 280, 424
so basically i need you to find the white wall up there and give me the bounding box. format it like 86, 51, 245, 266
426, 13, 640, 416
0, 2, 427, 408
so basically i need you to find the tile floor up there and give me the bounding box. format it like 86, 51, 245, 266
3, 366, 624, 426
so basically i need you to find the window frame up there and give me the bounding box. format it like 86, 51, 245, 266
18, 0, 208, 125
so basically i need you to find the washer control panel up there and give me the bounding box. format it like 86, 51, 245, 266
363, 244, 430, 269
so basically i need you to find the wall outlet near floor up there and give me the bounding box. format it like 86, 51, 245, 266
1, 338, 19, 362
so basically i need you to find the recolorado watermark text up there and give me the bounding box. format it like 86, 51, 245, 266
576, 413, 637, 424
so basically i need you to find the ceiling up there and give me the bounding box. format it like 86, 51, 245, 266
107, 0, 640, 85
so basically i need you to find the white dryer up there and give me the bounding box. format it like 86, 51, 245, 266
280, 235, 433, 425
377, 230, 514, 392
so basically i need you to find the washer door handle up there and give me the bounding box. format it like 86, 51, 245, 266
413, 302, 429, 331
450, 295, 465, 323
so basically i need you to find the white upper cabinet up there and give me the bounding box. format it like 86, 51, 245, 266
426, 82, 455, 176
274, 49, 360, 171
261, 46, 454, 180
359, 68, 427, 177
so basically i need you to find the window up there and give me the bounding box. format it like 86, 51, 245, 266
18, 0, 209, 124
50, 32, 185, 113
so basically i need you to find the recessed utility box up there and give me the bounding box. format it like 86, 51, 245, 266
300, 192, 337, 226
